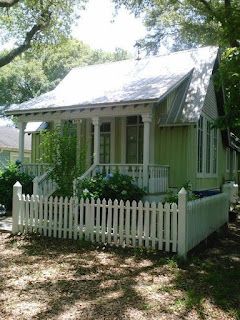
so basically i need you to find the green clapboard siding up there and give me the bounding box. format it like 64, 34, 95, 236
154, 125, 190, 188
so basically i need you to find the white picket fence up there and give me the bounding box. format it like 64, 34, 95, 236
12, 183, 231, 257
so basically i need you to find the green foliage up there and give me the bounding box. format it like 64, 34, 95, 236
216, 47, 240, 129
77, 172, 145, 202
114, 0, 240, 52
40, 122, 86, 197
0, 163, 33, 210
0, 0, 86, 65
164, 181, 199, 204
0, 55, 48, 105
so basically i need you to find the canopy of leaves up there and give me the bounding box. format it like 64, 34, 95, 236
217, 47, 240, 129
0, 39, 130, 105
0, 0, 87, 67
113, 0, 240, 52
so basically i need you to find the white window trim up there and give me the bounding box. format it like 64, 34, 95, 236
197, 114, 218, 178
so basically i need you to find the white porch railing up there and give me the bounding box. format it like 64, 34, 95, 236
20, 163, 51, 177
20, 163, 57, 197
148, 165, 169, 193
74, 163, 169, 193
33, 170, 58, 197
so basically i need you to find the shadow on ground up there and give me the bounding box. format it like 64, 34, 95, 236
0, 220, 240, 319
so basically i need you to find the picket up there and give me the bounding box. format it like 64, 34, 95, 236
58, 196, 63, 239
12, 183, 230, 257
101, 199, 107, 243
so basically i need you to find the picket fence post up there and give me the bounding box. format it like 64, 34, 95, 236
12, 181, 22, 234
177, 187, 188, 259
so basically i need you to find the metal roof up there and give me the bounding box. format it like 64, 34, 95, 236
0, 126, 31, 151
6, 46, 219, 123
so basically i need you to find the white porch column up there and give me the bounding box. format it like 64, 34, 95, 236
18, 122, 26, 163
92, 117, 100, 165
142, 114, 152, 189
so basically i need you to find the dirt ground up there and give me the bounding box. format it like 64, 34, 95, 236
0, 219, 239, 320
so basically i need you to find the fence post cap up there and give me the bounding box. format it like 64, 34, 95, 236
14, 181, 22, 187
178, 187, 187, 195
33, 176, 39, 183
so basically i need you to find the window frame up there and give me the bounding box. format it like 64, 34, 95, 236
197, 114, 218, 178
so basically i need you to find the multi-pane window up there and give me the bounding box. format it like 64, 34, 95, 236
197, 116, 203, 173
212, 127, 217, 174
206, 121, 211, 173
197, 115, 218, 176
91, 122, 111, 164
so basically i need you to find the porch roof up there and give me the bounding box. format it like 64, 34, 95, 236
6, 46, 219, 123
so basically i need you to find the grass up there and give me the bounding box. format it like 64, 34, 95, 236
0, 221, 240, 320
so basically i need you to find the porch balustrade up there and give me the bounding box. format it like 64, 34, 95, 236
20, 163, 51, 177
75, 163, 169, 194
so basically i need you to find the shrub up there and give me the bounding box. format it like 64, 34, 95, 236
77, 172, 145, 202
0, 163, 33, 210
164, 181, 199, 204
39, 122, 86, 197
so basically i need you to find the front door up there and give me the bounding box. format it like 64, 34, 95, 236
100, 122, 111, 163
91, 122, 111, 164
126, 116, 143, 163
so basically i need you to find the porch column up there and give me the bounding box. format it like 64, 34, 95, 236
142, 114, 152, 189
92, 117, 100, 165
18, 122, 26, 163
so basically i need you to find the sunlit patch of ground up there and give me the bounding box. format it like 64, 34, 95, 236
0, 221, 240, 320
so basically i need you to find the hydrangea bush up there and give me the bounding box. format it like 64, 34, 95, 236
77, 172, 145, 202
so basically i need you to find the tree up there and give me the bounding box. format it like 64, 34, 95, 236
0, 0, 87, 68
216, 47, 240, 129
113, 0, 240, 52
0, 39, 130, 106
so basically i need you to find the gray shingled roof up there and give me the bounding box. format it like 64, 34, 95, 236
0, 126, 31, 151
6, 46, 219, 123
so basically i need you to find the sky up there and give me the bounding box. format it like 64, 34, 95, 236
72, 0, 147, 55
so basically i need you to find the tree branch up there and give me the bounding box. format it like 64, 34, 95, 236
0, 24, 42, 67
0, 0, 19, 8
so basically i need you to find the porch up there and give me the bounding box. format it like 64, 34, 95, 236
16, 104, 170, 197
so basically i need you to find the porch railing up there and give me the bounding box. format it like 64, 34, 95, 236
33, 170, 58, 197
74, 163, 169, 194
20, 163, 57, 197
148, 165, 169, 193
20, 163, 51, 177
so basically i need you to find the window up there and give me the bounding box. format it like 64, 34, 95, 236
212, 127, 217, 174
206, 121, 211, 173
197, 116, 203, 173
91, 122, 111, 164
197, 115, 218, 176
